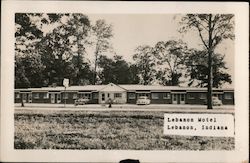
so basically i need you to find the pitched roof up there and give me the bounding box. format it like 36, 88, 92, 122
15, 83, 234, 92
99, 83, 126, 92
120, 85, 179, 91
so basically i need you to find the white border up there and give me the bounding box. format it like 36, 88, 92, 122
1, 1, 249, 162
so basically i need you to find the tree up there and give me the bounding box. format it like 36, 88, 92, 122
92, 19, 113, 84
15, 53, 45, 88
153, 40, 188, 86
66, 14, 91, 85
38, 13, 92, 86
15, 13, 70, 88
98, 55, 134, 84
71, 55, 94, 85
15, 13, 94, 87
112, 55, 131, 84
180, 14, 234, 109
39, 24, 74, 86
96, 55, 113, 84
133, 45, 156, 85
127, 64, 140, 84
185, 50, 232, 88
15, 13, 44, 88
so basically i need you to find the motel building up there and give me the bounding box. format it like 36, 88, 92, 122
14, 83, 234, 105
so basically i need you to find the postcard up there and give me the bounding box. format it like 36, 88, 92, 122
1, 1, 249, 163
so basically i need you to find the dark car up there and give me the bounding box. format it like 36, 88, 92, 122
74, 98, 89, 106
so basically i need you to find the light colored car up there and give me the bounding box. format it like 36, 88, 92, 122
74, 98, 89, 106
204, 96, 222, 106
212, 96, 222, 106
136, 96, 150, 105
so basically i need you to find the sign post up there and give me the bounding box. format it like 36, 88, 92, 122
63, 78, 69, 108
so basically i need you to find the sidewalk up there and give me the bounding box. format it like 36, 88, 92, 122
15, 103, 235, 114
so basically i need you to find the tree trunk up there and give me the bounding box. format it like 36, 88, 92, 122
207, 14, 213, 110
21, 94, 24, 107
77, 38, 81, 85
93, 50, 98, 85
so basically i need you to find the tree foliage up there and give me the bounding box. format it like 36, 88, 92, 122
154, 40, 188, 86
15, 54, 44, 88
14, 13, 234, 94
180, 14, 234, 109
38, 13, 92, 86
92, 19, 113, 84
15, 13, 93, 88
98, 55, 139, 84
15, 13, 44, 88
185, 50, 232, 88
133, 45, 156, 85
180, 14, 234, 50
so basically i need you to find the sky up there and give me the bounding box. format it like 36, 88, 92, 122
87, 14, 234, 88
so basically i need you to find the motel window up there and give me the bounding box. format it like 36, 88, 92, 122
33, 93, 39, 99
163, 93, 171, 99
180, 94, 185, 101
43, 93, 49, 99
15, 93, 20, 99
73, 93, 78, 99
93, 93, 98, 99
151, 93, 159, 99
128, 93, 136, 99
102, 93, 105, 101
199, 93, 207, 99
187, 94, 195, 99
224, 93, 233, 99
115, 93, 122, 98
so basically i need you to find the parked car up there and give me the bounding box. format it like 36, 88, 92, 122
136, 96, 150, 105
74, 98, 89, 106
203, 96, 222, 106
212, 96, 222, 106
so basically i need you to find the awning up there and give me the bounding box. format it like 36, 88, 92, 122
171, 92, 187, 94
78, 92, 91, 94
136, 91, 150, 94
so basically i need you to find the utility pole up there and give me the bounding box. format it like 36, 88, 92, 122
64, 86, 66, 108
63, 78, 69, 108
207, 14, 213, 110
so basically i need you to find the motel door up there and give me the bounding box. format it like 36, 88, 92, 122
22, 93, 32, 103
28, 93, 32, 103
172, 94, 185, 104
50, 93, 61, 103
22, 93, 27, 103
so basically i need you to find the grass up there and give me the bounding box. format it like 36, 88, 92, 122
14, 109, 235, 150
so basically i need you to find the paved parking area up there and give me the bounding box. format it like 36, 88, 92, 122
15, 103, 234, 114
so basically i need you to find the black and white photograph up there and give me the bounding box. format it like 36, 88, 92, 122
1, 1, 249, 163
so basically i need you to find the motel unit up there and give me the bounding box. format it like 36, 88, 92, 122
14, 83, 234, 105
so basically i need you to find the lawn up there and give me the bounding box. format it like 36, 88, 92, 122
14, 109, 235, 150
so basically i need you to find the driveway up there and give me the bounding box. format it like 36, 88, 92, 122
15, 103, 234, 114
